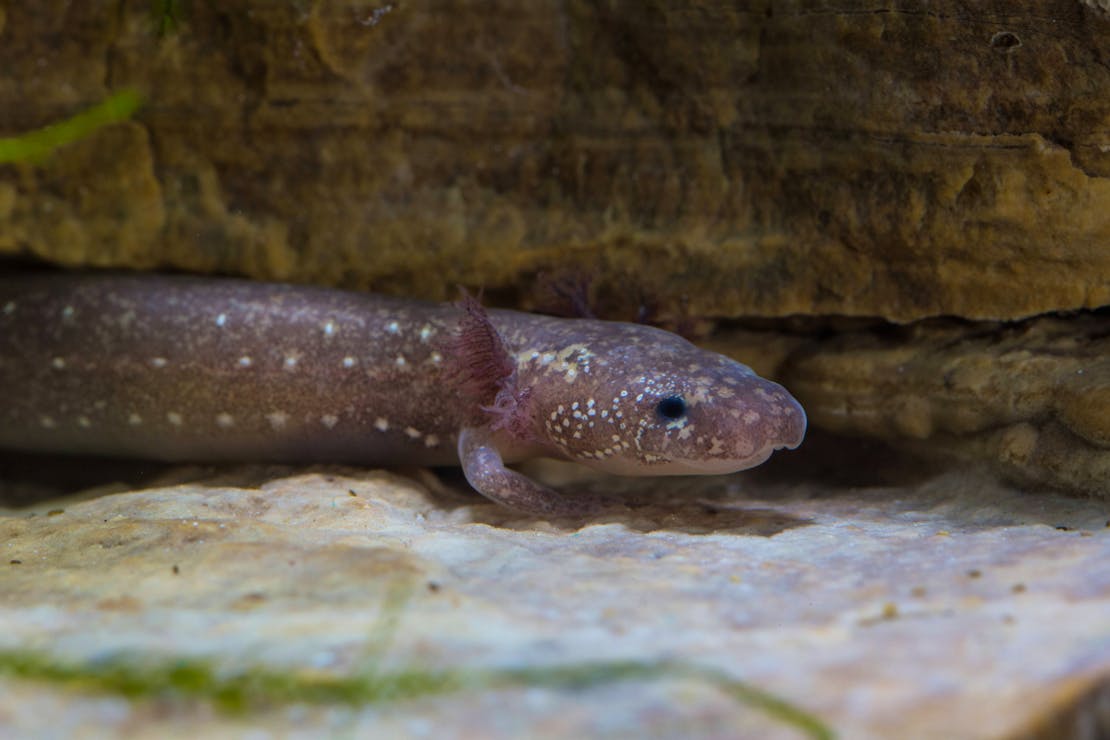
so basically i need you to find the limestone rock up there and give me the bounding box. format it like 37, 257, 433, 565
1, 466, 1108, 737
2, 3, 1110, 320
772, 314, 1110, 496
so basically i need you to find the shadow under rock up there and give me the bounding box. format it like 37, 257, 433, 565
746, 428, 942, 492
0, 451, 298, 509
747, 430, 1110, 532
0, 451, 176, 508
434, 465, 819, 536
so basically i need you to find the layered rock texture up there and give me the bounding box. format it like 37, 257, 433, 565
2, 1, 1109, 320
2, 1, 1109, 736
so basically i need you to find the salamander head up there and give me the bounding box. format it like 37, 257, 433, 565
520, 326, 807, 477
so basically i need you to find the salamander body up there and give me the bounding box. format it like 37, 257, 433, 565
0, 273, 806, 514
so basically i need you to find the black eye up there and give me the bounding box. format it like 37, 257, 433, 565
655, 395, 687, 421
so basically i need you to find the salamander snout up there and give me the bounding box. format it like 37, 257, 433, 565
667, 374, 808, 475
652, 363, 808, 475
738, 378, 807, 456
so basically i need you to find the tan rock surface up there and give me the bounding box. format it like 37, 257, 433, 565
770, 314, 1110, 496
3, 2, 1110, 320
1, 462, 1108, 738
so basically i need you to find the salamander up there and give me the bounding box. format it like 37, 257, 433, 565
0, 273, 806, 515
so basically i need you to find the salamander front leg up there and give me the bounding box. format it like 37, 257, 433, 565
457, 427, 597, 516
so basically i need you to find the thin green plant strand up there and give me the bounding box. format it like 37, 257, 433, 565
0, 89, 144, 164
0, 649, 833, 739
0, 579, 833, 736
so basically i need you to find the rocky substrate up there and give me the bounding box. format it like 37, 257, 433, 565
1, 457, 1107, 738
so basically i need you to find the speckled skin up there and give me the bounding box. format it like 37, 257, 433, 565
0, 273, 806, 514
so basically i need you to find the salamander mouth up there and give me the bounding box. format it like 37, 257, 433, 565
591, 443, 783, 477
662, 445, 778, 476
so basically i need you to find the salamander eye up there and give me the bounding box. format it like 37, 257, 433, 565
655, 395, 687, 421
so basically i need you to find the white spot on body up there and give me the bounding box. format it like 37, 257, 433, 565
404, 427, 422, 439
62, 306, 75, 320
215, 313, 228, 327
425, 434, 440, 448
128, 413, 142, 426
216, 413, 235, 429
429, 351, 443, 364
167, 412, 183, 426
2, 301, 14, 315
386, 321, 400, 335
51, 357, 65, 369
321, 414, 339, 428
419, 325, 434, 342
374, 417, 390, 431
150, 357, 168, 368
395, 355, 407, 368
267, 412, 289, 429
323, 320, 337, 337
238, 356, 252, 368
283, 354, 299, 371
342, 356, 357, 368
